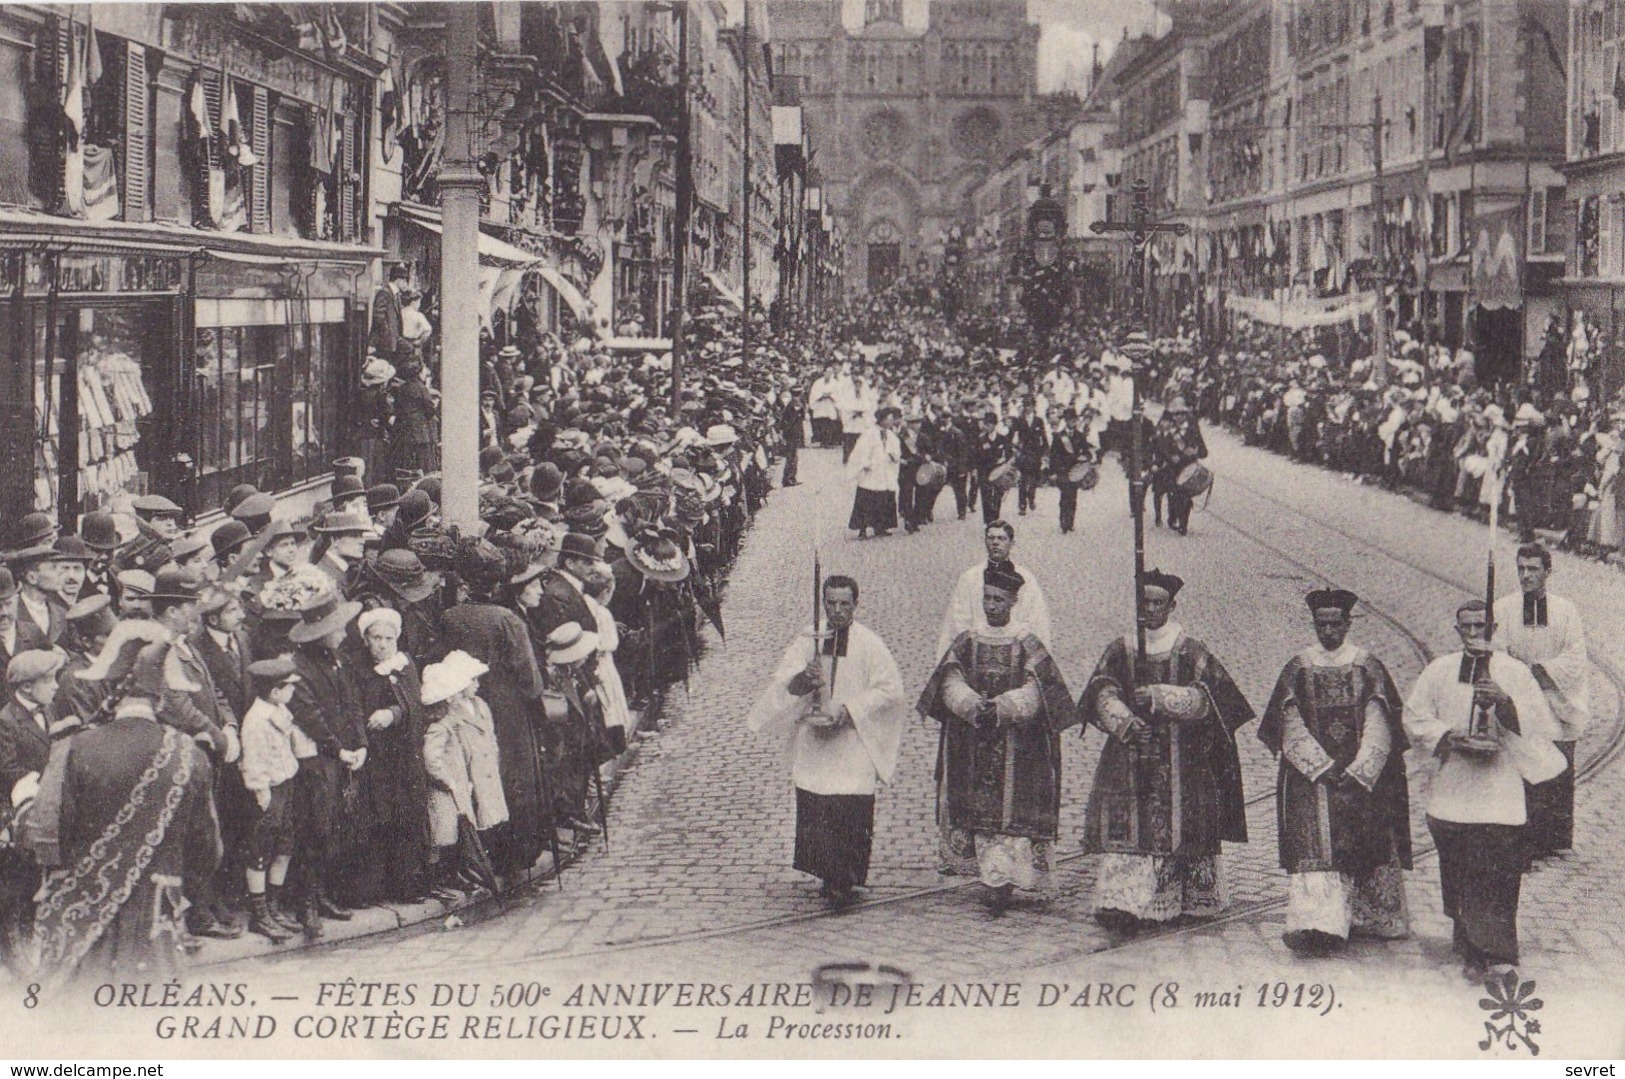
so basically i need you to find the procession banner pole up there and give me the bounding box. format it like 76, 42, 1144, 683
1092, 178, 1186, 668
1486, 465, 1499, 639
1130, 349, 1148, 665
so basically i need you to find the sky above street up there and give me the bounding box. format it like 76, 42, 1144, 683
832, 0, 1169, 93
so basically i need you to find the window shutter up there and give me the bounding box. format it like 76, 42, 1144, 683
123, 42, 149, 222
1606, 44, 1619, 155
1601, 194, 1614, 277
28, 18, 72, 209
194, 68, 222, 226
250, 86, 270, 232
200, 69, 222, 166
340, 110, 357, 242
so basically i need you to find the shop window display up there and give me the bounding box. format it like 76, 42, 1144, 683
35, 306, 160, 515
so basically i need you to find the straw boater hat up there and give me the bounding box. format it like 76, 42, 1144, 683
64, 593, 117, 640
288, 592, 362, 644
313, 511, 371, 536
545, 622, 599, 666
420, 650, 489, 706
116, 568, 156, 602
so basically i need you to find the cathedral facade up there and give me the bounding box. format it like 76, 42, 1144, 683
768, 0, 1041, 294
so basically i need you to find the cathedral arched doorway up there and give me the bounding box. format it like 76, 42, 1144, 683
866, 219, 903, 293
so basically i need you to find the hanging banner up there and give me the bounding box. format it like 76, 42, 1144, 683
1224, 289, 1377, 329
1471, 202, 1523, 311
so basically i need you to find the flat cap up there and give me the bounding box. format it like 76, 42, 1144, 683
7, 649, 64, 685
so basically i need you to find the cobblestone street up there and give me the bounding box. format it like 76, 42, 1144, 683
215, 429, 1625, 1055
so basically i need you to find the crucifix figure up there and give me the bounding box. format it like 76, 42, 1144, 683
1090, 177, 1188, 664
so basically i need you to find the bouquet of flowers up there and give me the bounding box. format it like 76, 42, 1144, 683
259, 564, 337, 614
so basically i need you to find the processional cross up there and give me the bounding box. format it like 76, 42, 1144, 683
1090, 178, 1189, 664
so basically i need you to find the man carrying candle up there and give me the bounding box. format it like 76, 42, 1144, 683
1403, 599, 1566, 980
747, 575, 905, 910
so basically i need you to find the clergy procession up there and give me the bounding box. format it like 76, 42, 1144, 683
0, 268, 1600, 995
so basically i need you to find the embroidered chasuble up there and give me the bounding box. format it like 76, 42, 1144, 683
1258, 646, 1412, 875
918, 627, 1075, 840
1081, 630, 1254, 858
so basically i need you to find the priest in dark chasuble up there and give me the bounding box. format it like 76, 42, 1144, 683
1081, 570, 1255, 931
918, 565, 1075, 913
1258, 589, 1412, 956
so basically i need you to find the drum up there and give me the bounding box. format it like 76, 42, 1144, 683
987, 461, 1020, 491
1066, 461, 1099, 490
1176, 461, 1213, 498
915, 461, 948, 489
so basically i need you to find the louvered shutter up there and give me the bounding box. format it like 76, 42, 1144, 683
250, 86, 270, 232
194, 68, 222, 226
122, 42, 149, 221
339, 109, 357, 242
1602, 195, 1615, 279
28, 18, 71, 209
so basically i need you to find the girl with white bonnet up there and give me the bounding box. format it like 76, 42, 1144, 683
420, 650, 508, 898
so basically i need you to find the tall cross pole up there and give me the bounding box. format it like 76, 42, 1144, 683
1091, 178, 1188, 664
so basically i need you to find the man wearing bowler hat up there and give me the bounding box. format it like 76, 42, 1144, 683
49, 535, 94, 610
229, 492, 276, 536
367, 484, 402, 531
535, 533, 602, 640
9, 544, 63, 651
76, 511, 123, 600
10, 512, 58, 553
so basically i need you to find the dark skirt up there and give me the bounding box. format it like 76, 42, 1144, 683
812, 417, 841, 446
1429, 817, 1528, 965
848, 487, 898, 533
1526, 740, 1576, 853
794, 789, 875, 888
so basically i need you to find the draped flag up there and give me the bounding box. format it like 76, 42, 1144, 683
62, 21, 85, 215
1471, 203, 1522, 311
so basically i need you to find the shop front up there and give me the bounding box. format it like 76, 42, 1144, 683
0, 213, 378, 533
0, 244, 189, 534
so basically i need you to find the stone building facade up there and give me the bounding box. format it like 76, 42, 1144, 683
766, 0, 1041, 294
